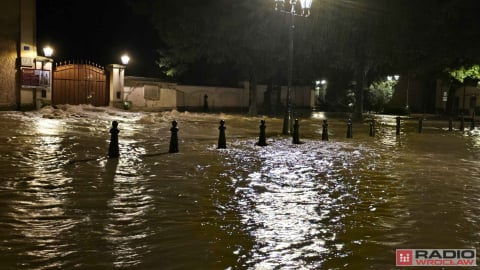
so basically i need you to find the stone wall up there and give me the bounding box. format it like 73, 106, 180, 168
0, 1, 20, 110
123, 77, 314, 112
124, 77, 250, 112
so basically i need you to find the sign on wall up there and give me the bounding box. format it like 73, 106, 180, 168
21, 68, 50, 88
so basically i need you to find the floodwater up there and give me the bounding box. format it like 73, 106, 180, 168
0, 105, 479, 270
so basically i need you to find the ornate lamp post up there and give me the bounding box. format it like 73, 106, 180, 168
274, 0, 313, 134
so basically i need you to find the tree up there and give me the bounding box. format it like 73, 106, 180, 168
449, 65, 480, 83
129, 0, 288, 114
129, 0, 480, 114
295, 0, 400, 115
366, 79, 397, 112
445, 65, 480, 114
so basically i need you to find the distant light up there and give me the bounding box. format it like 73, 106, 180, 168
315, 79, 327, 86
394, 75, 400, 81
311, 111, 326, 119
300, 0, 312, 16
300, 0, 312, 8
274, 0, 311, 16
121, 54, 130, 65
43, 46, 53, 57
387, 76, 393, 81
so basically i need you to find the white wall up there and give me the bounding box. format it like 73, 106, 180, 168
124, 77, 250, 111
176, 85, 249, 109
122, 77, 313, 111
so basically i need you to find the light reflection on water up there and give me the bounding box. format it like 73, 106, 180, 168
222, 140, 402, 269
0, 107, 480, 269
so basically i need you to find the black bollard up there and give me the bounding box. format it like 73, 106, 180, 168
346, 118, 353, 138
471, 111, 476, 130
460, 113, 465, 131
169, 120, 179, 153
292, 119, 300, 144
396, 116, 401, 135
292, 119, 302, 144
217, 120, 227, 149
203, 94, 209, 112
108, 121, 120, 159
322, 119, 329, 141
369, 119, 375, 137
418, 117, 423, 133
256, 120, 268, 147
448, 118, 453, 131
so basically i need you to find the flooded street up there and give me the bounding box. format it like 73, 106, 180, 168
0, 106, 479, 269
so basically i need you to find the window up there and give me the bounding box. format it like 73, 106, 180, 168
144, 85, 160, 100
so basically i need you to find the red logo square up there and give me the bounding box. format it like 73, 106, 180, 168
396, 249, 413, 266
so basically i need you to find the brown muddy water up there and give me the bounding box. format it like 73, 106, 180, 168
0, 106, 479, 269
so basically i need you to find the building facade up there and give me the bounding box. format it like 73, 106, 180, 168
436, 80, 480, 116
0, 0, 50, 110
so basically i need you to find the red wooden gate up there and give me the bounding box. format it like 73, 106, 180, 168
53, 62, 108, 106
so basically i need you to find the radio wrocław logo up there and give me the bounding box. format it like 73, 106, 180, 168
396, 249, 476, 267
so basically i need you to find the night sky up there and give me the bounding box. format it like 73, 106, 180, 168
36, 0, 480, 87
36, 0, 161, 77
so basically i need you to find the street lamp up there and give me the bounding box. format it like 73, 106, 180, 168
119, 54, 130, 109
37, 46, 54, 107
387, 75, 400, 82
314, 79, 327, 110
388, 74, 405, 109
274, 0, 313, 135
121, 54, 130, 65
43, 46, 53, 57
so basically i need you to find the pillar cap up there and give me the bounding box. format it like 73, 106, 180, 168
106, 64, 126, 70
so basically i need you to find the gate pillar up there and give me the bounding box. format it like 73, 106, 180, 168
107, 64, 126, 107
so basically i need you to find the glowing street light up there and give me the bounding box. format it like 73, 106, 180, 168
273, 0, 313, 135
300, 0, 313, 16
121, 54, 130, 65
43, 46, 53, 57
387, 75, 400, 81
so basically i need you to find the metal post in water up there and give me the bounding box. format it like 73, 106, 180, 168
448, 118, 453, 131
346, 118, 353, 138
369, 119, 375, 137
418, 117, 423, 133
256, 120, 268, 147
292, 119, 301, 144
396, 116, 401, 135
282, 9, 296, 136
218, 120, 227, 149
169, 120, 179, 153
460, 113, 465, 131
322, 119, 329, 141
471, 111, 475, 130
108, 120, 120, 159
